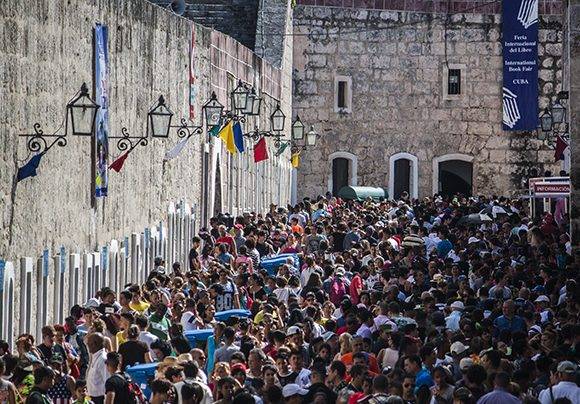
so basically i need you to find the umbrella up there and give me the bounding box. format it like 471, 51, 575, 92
458, 213, 493, 225
480, 206, 509, 218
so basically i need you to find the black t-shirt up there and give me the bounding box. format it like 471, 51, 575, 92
332, 231, 346, 252
277, 371, 299, 387
105, 373, 132, 404
188, 248, 199, 270
118, 340, 148, 369
256, 242, 271, 257
37, 343, 66, 364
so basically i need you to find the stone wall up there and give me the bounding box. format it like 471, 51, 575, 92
571, 2, 579, 246
292, 1, 565, 199
0, 0, 293, 260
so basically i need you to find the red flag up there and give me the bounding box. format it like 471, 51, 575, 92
109, 152, 129, 172
554, 135, 568, 161
253, 137, 269, 163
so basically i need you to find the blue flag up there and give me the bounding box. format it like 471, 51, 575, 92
233, 122, 245, 153
17, 153, 44, 182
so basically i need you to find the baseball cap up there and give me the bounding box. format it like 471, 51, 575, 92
322, 331, 336, 341
230, 363, 247, 374
450, 341, 470, 355
335, 268, 345, 277
534, 295, 550, 303
287, 326, 302, 336
557, 361, 578, 374
450, 301, 465, 310
282, 384, 308, 398
459, 357, 474, 371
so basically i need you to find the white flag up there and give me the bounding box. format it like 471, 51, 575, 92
164, 137, 190, 161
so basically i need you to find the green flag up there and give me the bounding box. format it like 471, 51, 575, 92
209, 118, 223, 137
275, 141, 290, 157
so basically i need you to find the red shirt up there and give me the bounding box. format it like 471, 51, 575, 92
216, 235, 236, 255
349, 274, 363, 304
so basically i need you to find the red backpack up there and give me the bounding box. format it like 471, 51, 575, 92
330, 277, 346, 305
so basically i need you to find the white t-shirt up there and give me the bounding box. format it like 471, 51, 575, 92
181, 311, 199, 331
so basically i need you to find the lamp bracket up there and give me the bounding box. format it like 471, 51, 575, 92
19, 123, 68, 154
109, 127, 148, 153
171, 118, 203, 139
291, 144, 307, 154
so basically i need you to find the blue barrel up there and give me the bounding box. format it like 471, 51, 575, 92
184, 329, 214, 348
125, 362, 157, 398
260, 253, 299, 276
214, 309, 251, 322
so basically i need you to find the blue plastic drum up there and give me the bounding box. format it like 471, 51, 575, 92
125, 362, 157, 398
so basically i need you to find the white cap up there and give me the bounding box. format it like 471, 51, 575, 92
282, 384, 308, 398
450, 301, 465, 310
468, 237, 480, 244
86, 298, 100, 308
286, 326, 302, 336
450, 341, 469, 355
535, 295, 550, 303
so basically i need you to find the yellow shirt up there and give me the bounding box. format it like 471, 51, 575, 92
115, 331, 127, 347
130, 300, 150, 314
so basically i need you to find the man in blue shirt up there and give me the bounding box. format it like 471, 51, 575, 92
477, 371, 522, 404
436, 229, 453, 258
493, 299, 526, 338
403, 354, 434, 394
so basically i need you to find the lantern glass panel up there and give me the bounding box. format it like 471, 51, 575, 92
551, 101, 565, 124
292, 117, 304, 141
203, 94, 224, 127
149, 97, 174, 138
250, 94, 262, 116
243, 92, 255, 115
232, 81, 249, 112
306, 127, 317, 146
271, 105, 285, 132
68, 84, 100, 136
540, 111, 553, 132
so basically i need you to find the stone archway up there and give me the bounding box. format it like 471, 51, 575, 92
328, 151, 358, 195
389, 152, 419, 199
432, 153, 474, 196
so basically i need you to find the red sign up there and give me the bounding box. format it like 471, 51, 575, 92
533, 182, 570, 195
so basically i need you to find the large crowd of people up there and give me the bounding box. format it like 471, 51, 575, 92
0, 192, 578, 404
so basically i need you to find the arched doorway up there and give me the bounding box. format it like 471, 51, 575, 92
328, 152, 358, 195
432, 154, 474, 197
389, 153, 419, 199
332, 158, 349, 196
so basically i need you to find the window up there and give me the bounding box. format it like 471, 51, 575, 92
337, 81, 347, 108
334, 76, 352, 113
448, 69, 461, 95
442, 64, 466, 100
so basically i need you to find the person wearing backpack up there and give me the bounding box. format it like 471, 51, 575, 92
104, 352, 135, 404
330, 268, 349, 306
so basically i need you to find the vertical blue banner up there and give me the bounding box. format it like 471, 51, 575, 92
42, 249, 49, 277
0, 260, 5, 292
95, 23, 109, 197
101, 246, 109, 272
60, 246, 66, 274
124, 236, 129, 257
502, 0, 539, 131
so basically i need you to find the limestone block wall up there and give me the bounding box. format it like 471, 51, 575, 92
292, 0, 565, 199
0, 0, 293, 260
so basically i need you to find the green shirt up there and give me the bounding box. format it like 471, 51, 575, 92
148, 313, 170, 340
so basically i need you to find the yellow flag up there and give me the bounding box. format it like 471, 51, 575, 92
291, 152, 300, 168
218, 120, 237, 154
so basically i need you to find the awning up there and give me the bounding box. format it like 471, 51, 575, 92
337, 186, 387, 201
